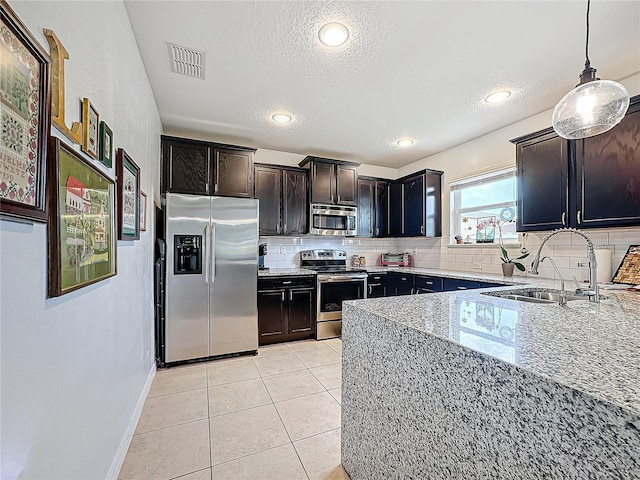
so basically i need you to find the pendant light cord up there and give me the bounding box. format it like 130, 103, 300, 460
585, 0, 591, 67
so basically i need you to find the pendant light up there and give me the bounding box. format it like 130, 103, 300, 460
552, 0, 630, 140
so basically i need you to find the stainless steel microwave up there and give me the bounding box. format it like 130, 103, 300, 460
309, 204, 357, 236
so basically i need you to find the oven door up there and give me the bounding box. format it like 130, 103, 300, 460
316, 274, 367, 322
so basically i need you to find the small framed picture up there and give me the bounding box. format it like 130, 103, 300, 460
99, 121, 113, 168
81, 98, 99, 160
139, 191, 147, 231
116, 148, 140, 240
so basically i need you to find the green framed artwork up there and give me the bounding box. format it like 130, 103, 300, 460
48, 137, 117, 297
99, 121, 113, 167
116, 148, 140, 240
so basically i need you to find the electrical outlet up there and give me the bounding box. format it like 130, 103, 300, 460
473, 263, 482, 270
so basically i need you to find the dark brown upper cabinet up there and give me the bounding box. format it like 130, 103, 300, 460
387, 170, 443, 237
254, 164, 307, 236
162, 135, 255, 198
511, 94, 640, 232
299, 157, 359, 206
358, 177, 390, 237
512, 129, 569, 232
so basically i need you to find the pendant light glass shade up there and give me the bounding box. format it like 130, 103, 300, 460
552, 79, 630, 139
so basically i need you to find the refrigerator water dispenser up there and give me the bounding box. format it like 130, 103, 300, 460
174, 235, 202, 274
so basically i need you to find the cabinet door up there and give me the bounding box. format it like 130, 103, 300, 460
367, 274, 387, 298
257, 290, 287, 345
375, 181, 390, 237
389, 182, 403, 236
214, 149, 253, 198
425, 172, 442, 237
310, 162, 335, 204
516, 132, 569, 232
357, 179, 375, 237
575, 103, 640, 229
288, 287, 315, 334
163, 138, 210, 195
403, 174, 425, 236
255, 166, 281, 235
336, 165, 358, 205
282, 169, 308, 235
391, 273, 413, 296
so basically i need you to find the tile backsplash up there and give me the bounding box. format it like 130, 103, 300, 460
261, 226, 639, 284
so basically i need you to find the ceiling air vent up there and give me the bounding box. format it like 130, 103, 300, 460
168, 42, 205, 80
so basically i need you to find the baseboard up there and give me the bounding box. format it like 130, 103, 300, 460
106, 363, 156, 480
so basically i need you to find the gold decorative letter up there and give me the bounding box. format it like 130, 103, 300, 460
43, 28, 82, 144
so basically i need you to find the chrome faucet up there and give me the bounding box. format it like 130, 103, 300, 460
541, 256, 567, 305
529, 228, 600, 303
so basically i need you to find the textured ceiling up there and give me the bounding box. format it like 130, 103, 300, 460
124, 1, 640, 168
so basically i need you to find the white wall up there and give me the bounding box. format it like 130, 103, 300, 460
0, 2, 161, 479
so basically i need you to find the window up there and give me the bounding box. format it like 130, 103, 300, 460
450, 168, 517, 243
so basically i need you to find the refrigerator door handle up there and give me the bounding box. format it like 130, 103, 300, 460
204, 224, 210, 284
211, 223, 216, 284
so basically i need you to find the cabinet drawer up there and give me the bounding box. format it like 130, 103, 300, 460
258, 276, 315, 291
414, 275, 443, 292
443, 278, 484, 291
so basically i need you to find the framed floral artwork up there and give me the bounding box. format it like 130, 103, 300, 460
116, 148, 140, 240
139, 190, 147, 231
81, 98, 99, 160
47, 137, 117, 297
0, 1, 52, 222
99, 121, 113, 168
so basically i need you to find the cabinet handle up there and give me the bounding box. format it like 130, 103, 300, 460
281, 292, 285, 301
284, 223, 287, 232
410, 288, 415, 294
458, 286, 467, 290
276, 224, 280, 233
214, 183, 218, 193
206, 183, 209, 194
421, 225, 425, 235
577, 210, 581, 224
561, 212, 566, 226
376, 227, 379, 236
289, 291, 293, 301
331, 194, 334, 203
368, 285, 372, 294
282, 281, 292, 284
338, 194, 341, 203
425, 281, 433, 285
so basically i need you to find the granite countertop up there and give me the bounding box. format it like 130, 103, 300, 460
344, 282, 640, 416
258, 268, 316, 277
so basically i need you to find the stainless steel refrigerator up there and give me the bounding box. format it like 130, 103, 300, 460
165, 193, 259, 363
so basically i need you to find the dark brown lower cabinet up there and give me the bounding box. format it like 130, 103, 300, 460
258, 276, 315, 345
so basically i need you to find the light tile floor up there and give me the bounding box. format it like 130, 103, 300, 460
119, 339, 350, 480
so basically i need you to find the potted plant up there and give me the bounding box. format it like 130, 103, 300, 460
495, 208, 528, 276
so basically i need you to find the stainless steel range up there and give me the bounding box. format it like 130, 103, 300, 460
300, 249, 367, 340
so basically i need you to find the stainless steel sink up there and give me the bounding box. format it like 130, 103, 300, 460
485, 290, 587, 304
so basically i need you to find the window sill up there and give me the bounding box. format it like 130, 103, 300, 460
447, 243, 521, 249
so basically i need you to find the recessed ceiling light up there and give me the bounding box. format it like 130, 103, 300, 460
397, 139, 414, 147
272, 113, 292, 124
484, 90, 512, 104
318, 22, 349, 47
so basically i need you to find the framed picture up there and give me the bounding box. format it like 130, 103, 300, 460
612, 245, 640, 285
47, 137, 117, 297
81, 98, 99, 160
139, 191, 147, 231
116, 148, 140, 240
99, 121, 113, 168
0, 1, 52, 222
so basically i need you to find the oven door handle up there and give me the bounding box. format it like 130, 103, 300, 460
317, 274, 367, 282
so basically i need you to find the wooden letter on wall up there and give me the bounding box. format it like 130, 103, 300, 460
43, 28, 82, 144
